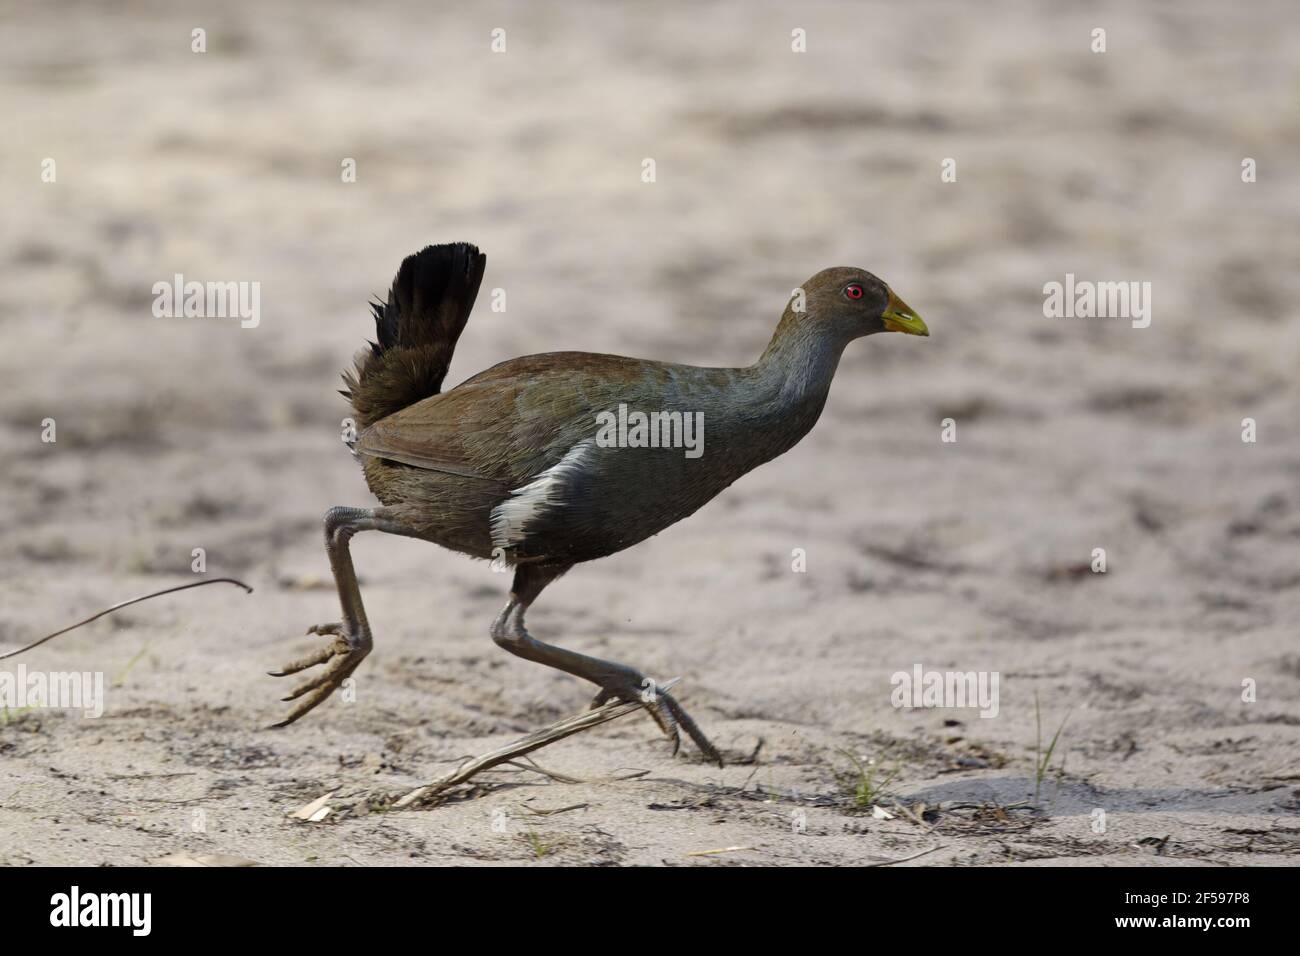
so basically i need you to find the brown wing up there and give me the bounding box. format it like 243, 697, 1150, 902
354, 352, 676, 486
356, 382, 502, 479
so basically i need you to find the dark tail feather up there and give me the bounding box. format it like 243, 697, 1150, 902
342, 242, 486, 429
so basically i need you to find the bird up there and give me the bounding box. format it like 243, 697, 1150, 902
270, 242, 928, 765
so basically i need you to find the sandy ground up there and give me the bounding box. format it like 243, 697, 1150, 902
1, 0, 1298, 867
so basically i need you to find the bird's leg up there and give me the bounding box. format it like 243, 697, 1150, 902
270, 506, 410, 726
491, 564, 722, 766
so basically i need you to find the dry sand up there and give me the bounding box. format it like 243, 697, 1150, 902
1, 0, 1297, 866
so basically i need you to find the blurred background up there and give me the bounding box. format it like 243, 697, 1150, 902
1, 0, 1297, 865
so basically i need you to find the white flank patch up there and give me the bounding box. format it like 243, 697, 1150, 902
489, 438, 596, 551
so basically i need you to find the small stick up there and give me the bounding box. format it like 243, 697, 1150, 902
685, 846, 753, 857
507, 757, 586, 784
508, 755, 650, 785
0, 578, 253, 662
521, 803, 588, 817
865, 844, 947, 867
392, 682, 683, 809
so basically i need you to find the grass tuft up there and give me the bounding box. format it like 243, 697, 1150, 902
1033, 691, 1071, 807
835, 748, 901, 808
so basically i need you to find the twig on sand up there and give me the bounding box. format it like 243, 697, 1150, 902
507, 757, 585, 784
865, 844, 947, 867
507, 756, 649, 785
0, 577, 253, 662
685, 845, 753, 857
521, 803, 589, 817
392, 680, 681, 809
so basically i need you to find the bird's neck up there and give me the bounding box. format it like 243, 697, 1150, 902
717, 310, 852, 470
748, 309, 851, 412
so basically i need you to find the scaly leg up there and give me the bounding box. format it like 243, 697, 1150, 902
491, 564, 722, 766
269, 506, 410, 727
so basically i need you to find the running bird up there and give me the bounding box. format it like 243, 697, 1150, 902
271, 242, 928, 764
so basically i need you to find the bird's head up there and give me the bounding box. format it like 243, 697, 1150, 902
794, 267, 929, 339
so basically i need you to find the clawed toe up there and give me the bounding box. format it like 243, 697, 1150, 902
267, 624, 348, 677
591, 674, 722, 767
268, 623, 371, 727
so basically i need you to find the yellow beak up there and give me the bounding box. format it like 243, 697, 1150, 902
882, 289, 929, 336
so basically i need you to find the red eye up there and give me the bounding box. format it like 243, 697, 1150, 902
845, 284, 864, 300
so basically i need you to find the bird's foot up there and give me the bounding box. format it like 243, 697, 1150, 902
267, 622, 371, 727
591, 669, 723, 767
